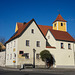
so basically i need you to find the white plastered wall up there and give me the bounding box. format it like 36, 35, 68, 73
46, 30, 56, 47
6, 39, 18, 67
17, 21, 46, 66
45, 30, 75, 67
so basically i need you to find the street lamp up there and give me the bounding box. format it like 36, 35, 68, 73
33, 48, 36, 68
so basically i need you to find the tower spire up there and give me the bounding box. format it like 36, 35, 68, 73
57, 10, 60, 14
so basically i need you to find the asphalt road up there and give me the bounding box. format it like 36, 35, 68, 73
0, 68, 75, 75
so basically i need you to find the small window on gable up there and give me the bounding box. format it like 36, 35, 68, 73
54, 24, 56, 27
26, 40, 29, 46
68, 44, 71, 49
31, 29, 34, 34
61, 43, 64, 48
48, 36, 50, 39
61, 23, 63, 26
19, 51, 24, 55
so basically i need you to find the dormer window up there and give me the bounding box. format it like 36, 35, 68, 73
31, 29, 34, 34
61, 23, 63, 26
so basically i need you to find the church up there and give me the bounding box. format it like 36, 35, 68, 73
5, 14, 75, 68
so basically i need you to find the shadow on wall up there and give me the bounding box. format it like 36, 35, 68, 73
46, 54, 55, 68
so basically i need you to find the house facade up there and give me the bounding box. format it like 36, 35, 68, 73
5, 14, 75, 68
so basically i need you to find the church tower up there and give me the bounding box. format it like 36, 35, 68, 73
53, 14, 67, 32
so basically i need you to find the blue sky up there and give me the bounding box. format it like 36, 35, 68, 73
0, 0, 75, 41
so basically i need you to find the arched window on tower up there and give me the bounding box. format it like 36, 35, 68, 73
61, 23, 63, 26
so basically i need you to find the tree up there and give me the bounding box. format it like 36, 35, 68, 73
40, 50, 55, 68
0, 37, 6, 52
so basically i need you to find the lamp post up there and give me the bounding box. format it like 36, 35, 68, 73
33, 48, 36, 68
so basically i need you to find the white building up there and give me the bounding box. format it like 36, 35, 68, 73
5, 14, 75, 68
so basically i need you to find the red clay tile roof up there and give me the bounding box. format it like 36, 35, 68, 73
6, 19, 75, 44
17, 22, 24, 30
49, 29, 75, 42
38, 25, 75, 42
38, 25, 53, 36
53, 14, 67, 23
6, 19, 34, 43
46, 46, 56, 48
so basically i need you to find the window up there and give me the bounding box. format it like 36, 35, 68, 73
8, 44, 9, 49
7, 54, 9, 60
14, 41, 16, 47
36, 54, 40, 59
10, 54, 12, 59
26, 40, 29, 46
64, 23, 65, 25
14, 53, 16, 57
61, 43, 64, 48
19, 51, 24, 55
36, 41, 40, 47
31, 29, 34, 33
11, 42, 12, 48
68, 44, 71, 49
61, 23, 63, 26
54, 24, 56, 27
48, 36, 50, 39
25, 53, 29, 59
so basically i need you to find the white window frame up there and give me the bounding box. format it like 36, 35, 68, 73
26, 40, 30, 46
36, 41, 40, 47
31, 29, 34, 34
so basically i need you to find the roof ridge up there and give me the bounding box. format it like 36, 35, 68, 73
38, 25, 52, 27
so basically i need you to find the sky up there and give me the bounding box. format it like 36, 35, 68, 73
0, 0, 75, 41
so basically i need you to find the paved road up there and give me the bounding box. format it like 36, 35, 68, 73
0, 67, 75, 75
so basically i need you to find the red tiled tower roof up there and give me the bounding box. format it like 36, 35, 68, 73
53, 14, 67, 23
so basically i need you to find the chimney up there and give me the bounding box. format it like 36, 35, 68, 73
23, 22, 26, 25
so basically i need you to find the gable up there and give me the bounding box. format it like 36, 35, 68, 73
46, 30, 56, 47
5, 19, 46, 44
19, 21, 46, 42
